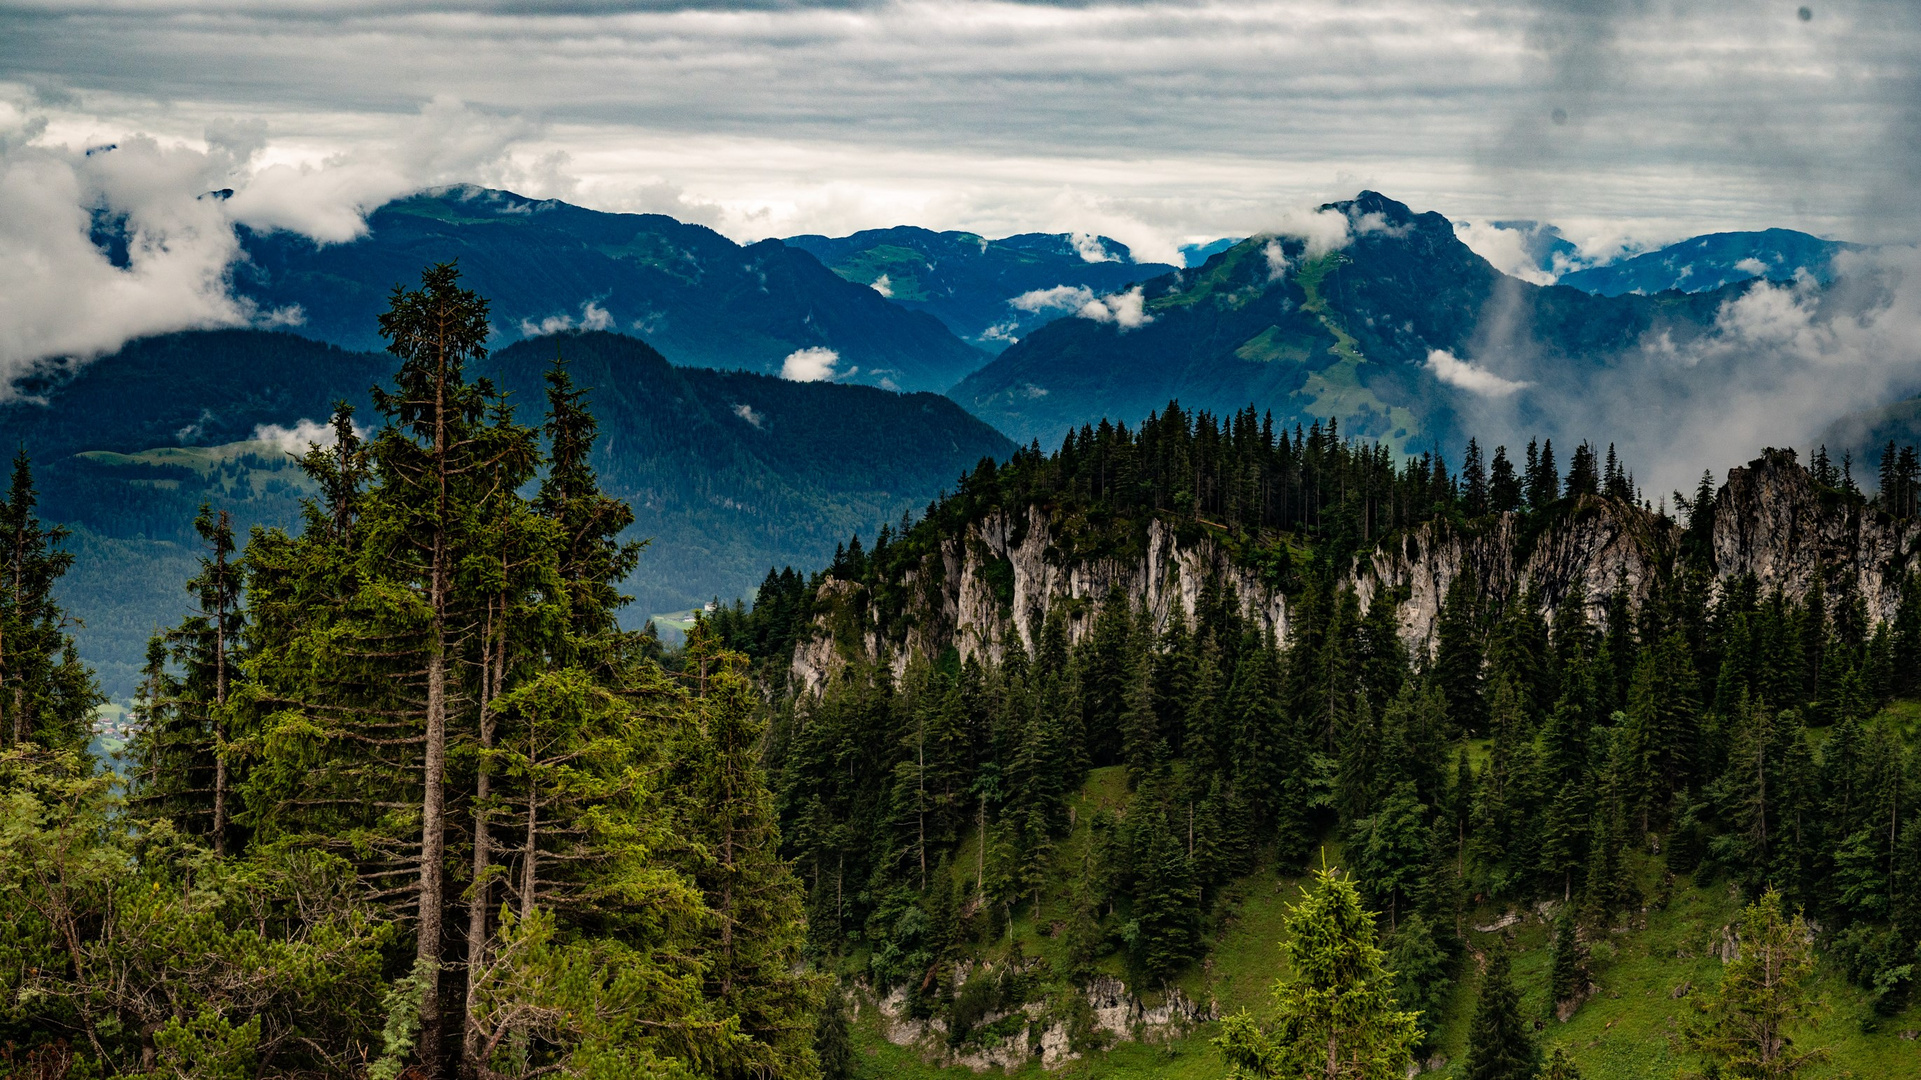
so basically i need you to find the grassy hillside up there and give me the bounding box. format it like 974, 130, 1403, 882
848, 737, 1921, 1080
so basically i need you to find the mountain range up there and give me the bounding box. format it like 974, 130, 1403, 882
21, 328, 1008, 697
951, 191, 1735, 448
1557, 227, 1855, 296
783, 227, 1176, 353
232, 186, 987, 393
41, 186, 1904, 694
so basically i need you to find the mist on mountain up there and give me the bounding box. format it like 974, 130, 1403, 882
783, 225, 1177, 354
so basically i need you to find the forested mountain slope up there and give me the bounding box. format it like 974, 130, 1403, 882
783, 226, 1176, 353
950, 192, 1735, 447
10, 328, 1010, 698
708, 405, 1921, 1076
232, 186, 989, 391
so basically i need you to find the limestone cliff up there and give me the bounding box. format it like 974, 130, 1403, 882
791, 450, 1919, 688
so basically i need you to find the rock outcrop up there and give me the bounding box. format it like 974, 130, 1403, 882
871, 971, 1210, 1072
792, 451, 1919, 691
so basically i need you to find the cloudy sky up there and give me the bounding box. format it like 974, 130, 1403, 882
4, 0, 1921, 488
4, 0, 1917, 263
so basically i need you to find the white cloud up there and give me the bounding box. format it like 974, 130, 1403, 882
1274, 207, 1353, 260
1425, 349, 1531, 397
1010, 284, 1096, 313
518, 300, 612, 337
780, 346, 839, 382
1452, 220, 1558, 286
2, 0, 1918, 263
1446, 245, 1921, 496
1349, 210, 1411, 239
732, 402, 765, 428
870, 273, 893, 297
227, 96, 541, 244
1070, 232, 1119, 264
0, 131, 255, 398
252, 416, 358, 456
0, 93, 550, 392
1262, 239, 1289, 281
1076, 285, 1152, 330
1733, 256, 1768, 276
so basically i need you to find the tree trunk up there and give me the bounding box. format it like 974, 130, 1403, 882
464, 616, 502, 1067
415, 331, 452, 1076
521, 732, 539, 923
211, 539, 229, 856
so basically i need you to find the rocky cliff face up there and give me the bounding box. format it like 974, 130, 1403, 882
870, 969, 1209, 1072
1712, 451, 1919, 623
792, 452, 1919, 689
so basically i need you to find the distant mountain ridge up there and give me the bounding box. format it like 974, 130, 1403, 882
783, 226, 1177, 354
951, 191, 1733, 448
1557, 228, 1854, 296
15, 328, 1011, 697
230, 186, 989, 392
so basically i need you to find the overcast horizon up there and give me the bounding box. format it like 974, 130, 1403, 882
5, 0, 1918, 264
5, 0, 1921, 492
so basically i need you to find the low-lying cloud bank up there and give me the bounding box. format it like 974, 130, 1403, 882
0, 95, 544, 401
1445, 246, 1921, 496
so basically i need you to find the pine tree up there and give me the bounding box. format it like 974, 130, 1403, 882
1358, 781, 1430, 930
1490, 446, 1522, 514
1214, 864, 1420, 1079
1130, 804, 1199, 985
1525, 439, 1560, 510
1384, 913, 1452, 1039
1623, 631, 1701, 831
373, 263, 499, 1068
1537, 1046, 1582, 1080
1564, 442, 1600, 499
1547, 905, 1587, 1015
130, 505, 246, 852
0, 452, 98, 751
674, 633, 824, 1079
1121, 626, 1164, 787
1434, 566, 1486, 735
1684, 889, 1827, 1080
535, 350, 642, 670
1464, 943, 1539, 1080
1463, 438, 1489, 516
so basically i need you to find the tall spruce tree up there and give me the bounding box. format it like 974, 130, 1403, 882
1684, 889, 1826, 1080
0, 453, 97, 751
1463, 943, 1538, 1080
1434, 566, 1487, 735
130, 506, 245, 852
1215, 865, 1420, 1079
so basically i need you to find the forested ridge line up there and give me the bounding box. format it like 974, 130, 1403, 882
704, 402, 1921, 1073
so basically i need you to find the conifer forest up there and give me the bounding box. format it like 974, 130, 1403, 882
11, 267, 1921, 1080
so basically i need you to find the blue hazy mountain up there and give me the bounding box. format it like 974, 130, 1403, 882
230, 186, 989, 392
16, 328, 1010, 697
1558, 228, 1854, 296
951, 192, 1733, 448
1179, 238, 1241, 267
783, 226, 1176, 354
